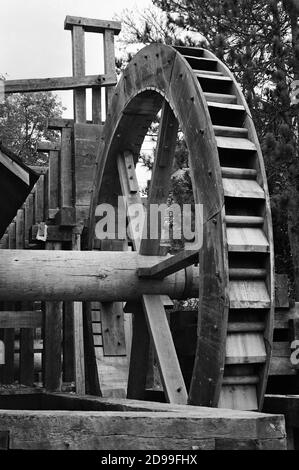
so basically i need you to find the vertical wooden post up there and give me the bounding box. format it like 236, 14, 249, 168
48, 149, 60, 219
92, 88, 102, 124
43, 242, 63, 391
104, 29, 116, 112
16, 208, 35, 386
72, 25, 86, 123
71, 231, 86, 395
127, 302, 150, 400
0, 231, 14, 385
60, 127, 73, 209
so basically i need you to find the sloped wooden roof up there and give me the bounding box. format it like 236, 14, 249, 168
0, 143, 38, 238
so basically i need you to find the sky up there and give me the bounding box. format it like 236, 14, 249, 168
1, 0, 152, 185
0, 0, 151, 116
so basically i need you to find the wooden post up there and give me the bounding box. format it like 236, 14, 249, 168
71, 231, 86, 395
104, 29, 116, 112
43, 242, 63, 392
72, 25, 86, 123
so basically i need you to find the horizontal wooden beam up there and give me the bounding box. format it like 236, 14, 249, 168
137, 250, 199, 279
0, 250, 200, 302
0, 310, 42, 328
5, 74, 116, 94
64, 16, 121, 34
37, 142, 60, 152
47, 119, 74, 130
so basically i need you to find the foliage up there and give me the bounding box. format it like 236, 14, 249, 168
0, 91, 64, 165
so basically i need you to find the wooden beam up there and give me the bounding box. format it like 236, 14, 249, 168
0, 401, 285, 449
142, 294, 188, 404
64, 16, 121, 35
47, 118, 74, 130
0, 310, 42, 328
138, 250, 199, 279
44, 242, 63, 392
127, 302, 150, 400
71, 232, 86, 395
72, 25, 86, 123
37, 142, 60, 152
5, 74, 116, 94
0, 250, 200, 302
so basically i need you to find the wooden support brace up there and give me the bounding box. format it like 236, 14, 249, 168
142, 294, 188, 404
138, 250, 199, 279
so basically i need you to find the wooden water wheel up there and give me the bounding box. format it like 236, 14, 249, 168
88, 44, 274, 411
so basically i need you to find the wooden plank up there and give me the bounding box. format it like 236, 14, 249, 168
0, 408, 286, 450
34, 175, 45, 223
37, 141, 60, 152
227, 227, 269, 252
0, 311, 42, 328
100, 303, 126, 356
142, 295, 188, 405
24, 194, 34, 247
74, 123, 102, 207
137, 250, 198, 279
72, 25, 86, 123
127, 302, 150, 400
229, 281, 270, 309
64, 16, 121, 34
60, 127, 73, 208
72, 231, 86, 395
223, 178, 265, 199
63, 301, 74, 382
48, 150, 60, 219
5, 74, 116, 93
0, 149, 30, 185
225, 333, 267, 364
19, 326, 34, 386
44, 242, 63, 392
104, 29, 116, 110
275, 274, 289, 308
92, 88, 102, 124
216, 136, 256, 151
15, 208, 24, 248
219, 385, 258, 411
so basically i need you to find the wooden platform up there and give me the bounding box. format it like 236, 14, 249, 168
0, 390, 287, 450
263, 395, 299, 449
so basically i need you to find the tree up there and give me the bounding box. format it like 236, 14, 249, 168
0, 91, 64, 165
